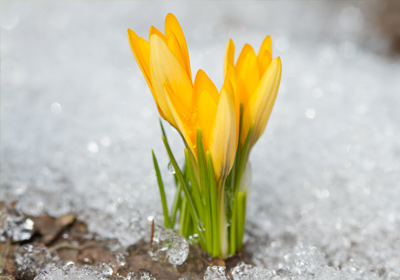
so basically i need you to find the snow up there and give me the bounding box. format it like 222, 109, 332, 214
2, 1, 400, 279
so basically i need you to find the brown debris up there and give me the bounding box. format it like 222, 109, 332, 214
31, 214, 76, 245
0, 241, 16, 280
1, 213, 254, 280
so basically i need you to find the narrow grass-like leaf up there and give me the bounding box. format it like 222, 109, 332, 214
159, 119, 168, 141
160, 119, 181, 187
152, 150, 170, 228
162, 135, 205, 245
196, 128, 208, 203
184, 149, 203, 221
170, 183, 182, 228
199, 150, 211, 253
206, 151, 220, 257
235, 123, 254, 192
179, 197, 188, 236
195, 128, 213, 251
170, 161, 186, 229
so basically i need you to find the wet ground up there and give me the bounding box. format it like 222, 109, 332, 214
1, 204, 253, 280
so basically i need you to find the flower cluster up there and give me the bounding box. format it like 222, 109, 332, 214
128, 13, 281, 259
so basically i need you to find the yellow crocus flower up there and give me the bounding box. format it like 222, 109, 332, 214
128, 14, 237, 181
128, 14, 283, 259
127, 13, 191, 130
224, 37, 282, 149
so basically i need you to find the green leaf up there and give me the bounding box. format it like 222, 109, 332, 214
152, 150, 170, 229
237, 190, 247, 251
162, 135, 205, 246
229, 191, 238, 255
159, 119, 168, 141
170, 180, 182, 228
184, 149, 203, 221
206, 151, 220, 257
179, 197, 189, 237
235, 123, 254, 193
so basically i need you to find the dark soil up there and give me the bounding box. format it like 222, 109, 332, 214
0, 213, 254, 280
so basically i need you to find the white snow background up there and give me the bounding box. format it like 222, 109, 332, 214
2, 1, 400, 279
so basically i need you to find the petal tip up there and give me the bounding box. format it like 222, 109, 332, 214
166, 13, 177, 21
127, 28, 138, 39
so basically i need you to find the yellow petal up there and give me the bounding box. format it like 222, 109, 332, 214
241, 57, 282, 146
128, 29, 151, 88
224, 39, 235, 77
165, 13, 192, 82
257, 49, 272, 77
128, 29, 167, 120
150, 34, 193, 124
223, 65, 240, 127
149, 26, 167, 44
198, 89, 218, 153
254, 57, 282, 142
167, 32, 189, 79
209, 85, 237, 181
236, 46, 260, 107
258, 35, 272, 57
163, 83, 197, 157
138, 37, 151, 77
234, 44, 252, 74
193, 69, 219, 106
194, 69, 220, 152
258, 36, 273, 75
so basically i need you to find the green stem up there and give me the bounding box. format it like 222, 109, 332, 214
203, 168, 212, 253
238, 189, 247, 251
237, 191, 244, 250
206, 152, 219, 257
218, 179, 228, 259
211, 182, 220, 257
229, 191, 237, 255
179, 196, 187, 236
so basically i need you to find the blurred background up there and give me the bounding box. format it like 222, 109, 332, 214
1, 1, 400, 278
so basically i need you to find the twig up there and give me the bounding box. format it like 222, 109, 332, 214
48, 241, 102, 253
150, 219, 155, 248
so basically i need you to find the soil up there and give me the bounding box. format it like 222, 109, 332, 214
0, 213, 254, 280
